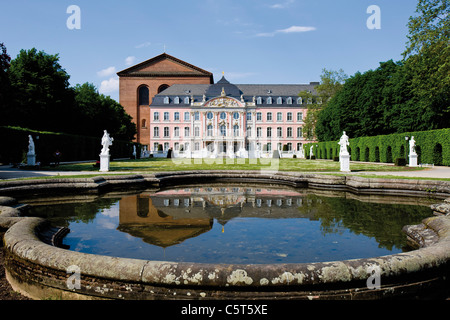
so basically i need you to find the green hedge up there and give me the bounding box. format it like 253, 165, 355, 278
0, 126, 137, 165
305, 128, 450, 166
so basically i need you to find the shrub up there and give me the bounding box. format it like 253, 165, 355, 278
395, 158, 407, 166
305, 128, 450, 166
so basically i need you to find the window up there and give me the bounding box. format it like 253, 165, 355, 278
153, 112, 159, 121
297, 127, 303, 138
307, 98, 312, 104
287, 127, 293, 138
257, 97, 262, 104
194, 127, 200, 137
297, 143, 303, 151
153, 127, 159, 137
141, 119, 147, 128
233, 112, 239, 120
297, 112, 303, 122
257, 127, 262, 137
256, 112, 262, 121
267, 127, 272, 138
195, 142, 200, 151
277, 127, 283, 138
184, 97, 190, 104
194, 112, 200, 121
277, 97, 282, 104
287, 143, 292, 151
233, 125, 239, 137
164, 112, 169, 121
163, 96, 169, 104
267, 112, 272, 121
138, 86, 149, 105
153, 142, 159, 151
158, 84, 170, 93
267, 97, 272, 104
207, 112, 213, 120
174, 112, 180, 121
287, 112, 292, 121
174, 127, 180, 137
164, 127, 169, 137
174, 142, 179, 151
220, 112, 226, 120
247, 127, 252, 137
184, 112, 190, 121
297, 97, 303, 105
207, 125, 213, 136
287, 97, 293, 104
267, 142, 272, 151
164, 142, 169, 151
220, 125, 226, 137
246, 112, 252, 121
277, 112, 282, 122
184, 127, 190, 137
174, 97, 180, 104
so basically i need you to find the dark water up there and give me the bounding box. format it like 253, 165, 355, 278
25, 184, 434, 264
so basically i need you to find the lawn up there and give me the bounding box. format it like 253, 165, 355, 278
42, 157, 427, 173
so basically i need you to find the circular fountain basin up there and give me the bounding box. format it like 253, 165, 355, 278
1, 171, 449, 300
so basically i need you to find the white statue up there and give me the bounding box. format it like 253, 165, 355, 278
310, 145, 313, 159
100, 130, 113, 155
27, 135, 35, 155
338, 131, 350, 156
409, 136, 417, 156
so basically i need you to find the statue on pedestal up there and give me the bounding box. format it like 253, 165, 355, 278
338, 131, 350, 156
100, 130, 114, 156
27, 135, 35, 155
409, 136, 417, 156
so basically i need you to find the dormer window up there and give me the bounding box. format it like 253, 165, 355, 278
297, 97, 303, 105
277, 97, 282, 104
257, 97, 262, 105
287, 97, 293, 104
163, 96, 169, 104
184, 96, 190, 104
174, 96, 180, 104
267, 97, 272, 104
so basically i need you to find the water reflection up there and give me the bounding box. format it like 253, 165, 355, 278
25, 185, 434, 263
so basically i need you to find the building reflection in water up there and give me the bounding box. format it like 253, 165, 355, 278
118, 186, 309, 248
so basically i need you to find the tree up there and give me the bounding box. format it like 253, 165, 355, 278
304, 69, 347, 140
73, 83, 136, 141
8, 48, 76, 132
403, 0, 450, 129
0, 43, 12, 124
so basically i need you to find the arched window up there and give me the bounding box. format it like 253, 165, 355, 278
277, 97, 282, 104
207, 125, 213, 136
256, 97, 262, 104
267, 97, 272, 104
158, 84, 170, 93
138, 86, 149, 105
141, 119, 147, 128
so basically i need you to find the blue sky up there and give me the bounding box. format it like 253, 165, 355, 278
1, 0, 418, 102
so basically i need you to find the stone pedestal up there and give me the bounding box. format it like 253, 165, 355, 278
409, 154, 418, 167
340, 154, 350, 172
27, 154, 36, 166
99, 154, 110, 172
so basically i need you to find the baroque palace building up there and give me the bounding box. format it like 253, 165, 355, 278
118, 53, 318, 158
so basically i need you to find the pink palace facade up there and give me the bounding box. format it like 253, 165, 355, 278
147, 75, 318, 159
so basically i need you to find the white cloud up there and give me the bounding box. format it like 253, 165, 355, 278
125, 56, 136, 66
97, 66, 116, 77
256, 25, 316, 37
99, 77, 119, 94
269, 0, 294, 9
135, 41, 151, 49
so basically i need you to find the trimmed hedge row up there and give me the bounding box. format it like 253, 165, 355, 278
305, 128, 450, 166
0, 126, 137, 165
